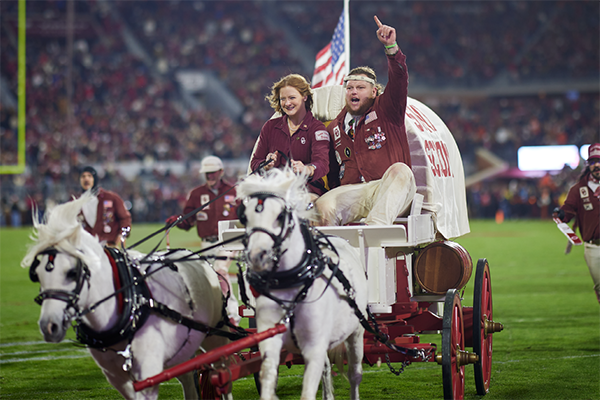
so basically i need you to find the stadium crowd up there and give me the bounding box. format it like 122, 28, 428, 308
281, 1, 598, 87
0, 0, 597, 225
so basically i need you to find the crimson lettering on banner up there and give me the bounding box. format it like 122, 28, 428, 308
406, 105, 437, 133
424, 139, 453, 178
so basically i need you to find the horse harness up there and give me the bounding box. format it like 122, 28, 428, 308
238, 192, 423, 358
246, 221, 335, 312
29, 247, 245, 352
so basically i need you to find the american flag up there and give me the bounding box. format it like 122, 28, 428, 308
311, 12, 346, 88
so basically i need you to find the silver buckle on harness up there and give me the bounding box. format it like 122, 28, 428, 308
117, 344, 133, 372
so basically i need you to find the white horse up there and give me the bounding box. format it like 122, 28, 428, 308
21, 192, 230, 400
236, 168, 368, 400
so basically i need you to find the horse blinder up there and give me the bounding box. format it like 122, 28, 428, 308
237, 197, 269, 227
236, 202, 247, 226
29, 249, 89, 307
29, 259, 40, 283
29, 249, 58, 283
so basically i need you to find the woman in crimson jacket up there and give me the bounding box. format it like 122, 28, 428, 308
250, 73, 330, 197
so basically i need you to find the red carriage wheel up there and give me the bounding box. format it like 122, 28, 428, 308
441, 289, 465, 400
473, 258, 503, 395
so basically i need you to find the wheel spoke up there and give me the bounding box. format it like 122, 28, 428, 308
473, 259, 499, 396
442, 289, 465, 400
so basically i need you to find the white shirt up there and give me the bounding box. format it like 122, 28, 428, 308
81, 195, 99, 227
344, 113, 362, 134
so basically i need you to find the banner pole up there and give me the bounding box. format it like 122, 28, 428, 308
344, 0, 350, 76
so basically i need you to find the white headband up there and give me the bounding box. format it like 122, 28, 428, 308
343, 75, 376, 86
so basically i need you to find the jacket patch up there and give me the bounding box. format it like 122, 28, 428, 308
224, 195, 236, 203
301, 137, 306, 144
345, 147, 351, 158
335, 150, 342, 165
196, 211, 208, 221
201, 194, 210, 208
580, 187, 589, 198
584, 203, 593, 211
315, 130, 330, 141
365, 111, 378, 124
333, 126, 341, 140
339, 164, 345, 180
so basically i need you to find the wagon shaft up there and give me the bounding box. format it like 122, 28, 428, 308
132, 324, 286, 392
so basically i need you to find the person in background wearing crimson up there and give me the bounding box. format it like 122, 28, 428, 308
316, 16, 416, 226
79, 166, 131, 247
166, 155, 240, 324
250, 73, 330, 200
553, 143, 600, 303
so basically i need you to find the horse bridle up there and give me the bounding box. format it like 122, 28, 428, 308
237, 192, 295, 269
236, 192, 339, 310
29, 248, 90, 312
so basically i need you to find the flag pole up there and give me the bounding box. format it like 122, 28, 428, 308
344, 0, 350, 76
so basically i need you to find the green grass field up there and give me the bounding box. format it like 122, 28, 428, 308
1, 220, 599, 399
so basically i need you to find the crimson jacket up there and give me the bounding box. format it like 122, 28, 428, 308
560, 172, 600, 242
178, 181, 239, 239
82, 188, 131, 246
327, 48, 411, 187
250, 111, 330, 195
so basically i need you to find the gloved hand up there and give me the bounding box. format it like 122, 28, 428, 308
166, 215, 180, 226
120, 226, 131, 238
552, 207, 565, 221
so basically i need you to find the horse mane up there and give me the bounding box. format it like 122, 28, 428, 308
237, 167, 316, 221
21, 191, 103, 270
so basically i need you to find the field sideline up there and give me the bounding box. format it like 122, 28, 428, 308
1, 220, 599, 399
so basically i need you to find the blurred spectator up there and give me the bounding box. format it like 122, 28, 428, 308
0, 0, 597, 223
165, 156, 241, 324
79, 166, 132, 246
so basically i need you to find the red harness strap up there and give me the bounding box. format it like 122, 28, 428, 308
250, 285, 261, 299
104, 248, 125, 314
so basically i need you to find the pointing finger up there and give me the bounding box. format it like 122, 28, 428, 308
374, 15, 383, 28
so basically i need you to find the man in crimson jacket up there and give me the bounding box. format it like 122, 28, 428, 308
554, 143, 600, 303
166, 155, 240, 323
79, 166, 131, 247
316, 16, 416, 226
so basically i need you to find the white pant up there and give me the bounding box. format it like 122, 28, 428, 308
584, 243, 600, 303
316, 162, 417, 226
201, 240, 240, 324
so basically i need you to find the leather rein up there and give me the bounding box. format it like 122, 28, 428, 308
29, 247, 245, 349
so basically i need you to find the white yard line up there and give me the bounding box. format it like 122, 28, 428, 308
2, 340, 598, 367
2, 353, 89, 364
0, 340, 48, 347
2, 347, 87, 357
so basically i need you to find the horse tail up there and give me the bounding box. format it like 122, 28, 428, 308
328, 343, 348, 380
